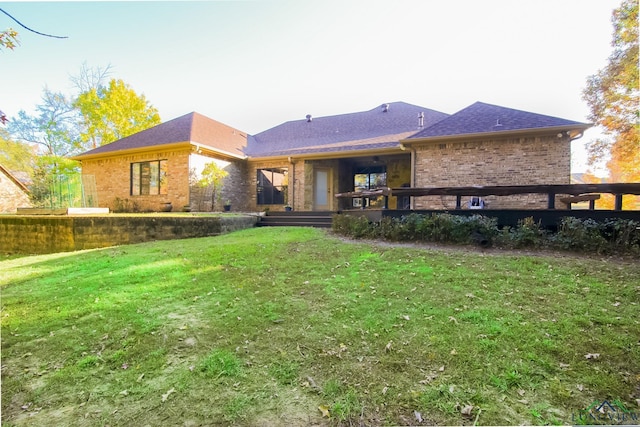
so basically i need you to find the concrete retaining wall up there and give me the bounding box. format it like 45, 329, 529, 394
0, 215, 259, 255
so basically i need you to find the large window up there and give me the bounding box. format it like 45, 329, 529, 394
257, 167, 288, 205
131, 160, 168, 196
354, 166, 386, 191
353, 166, 386, 208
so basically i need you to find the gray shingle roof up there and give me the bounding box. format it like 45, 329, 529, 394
247, 102, 449, 157
74, 112, 247, 159
406, 101, 590, 140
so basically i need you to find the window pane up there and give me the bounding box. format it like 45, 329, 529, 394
140, 162, 151, 195
257, 167, 288, 205
149, 162, 159, 195
131, 164, 140, 196
159, 160, 168, 195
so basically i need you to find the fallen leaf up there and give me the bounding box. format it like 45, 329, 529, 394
402, 315, 410, 321
449, 385, 455, 393
385, 341, 393, 352
119, 390, 128, 396
414, 410, 423, 422
461, 404, 474, 416
517, 389, 525, 396
576, 384, 584, 391
439, 365, 445, 372
585, 353, 600, 360
318, 404, 330, 417
450, 349, 457, 355
517, 399, 528, 404
419, 374, 438, 384
448, 316, 458, 324
161, 387, 175, 402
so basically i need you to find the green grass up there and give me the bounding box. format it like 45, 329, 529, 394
1, 227, 639, 426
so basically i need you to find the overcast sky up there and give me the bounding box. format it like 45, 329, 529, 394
1, 0, 621, 173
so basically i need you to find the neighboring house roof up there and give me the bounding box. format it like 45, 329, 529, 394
405, 101, 591, 141
247, 102, 449, 157
73, 112, 248, 160
0, 164, 30, 193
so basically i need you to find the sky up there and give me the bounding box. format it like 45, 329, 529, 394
1, 0, 622, 173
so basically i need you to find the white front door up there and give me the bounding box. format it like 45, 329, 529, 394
314, 168, 332, 210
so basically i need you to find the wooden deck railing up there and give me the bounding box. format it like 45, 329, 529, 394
336, 183, 640, 210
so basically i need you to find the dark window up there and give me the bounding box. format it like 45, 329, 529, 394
257, 167, 288, 205
354, 166, 386, 191
353, 166, 386, 208
131, 160, 168, 196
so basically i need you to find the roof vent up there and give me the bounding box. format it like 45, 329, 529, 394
494, 118, 503, 127
418, 112, 424, 127
306, 114, 312, 122
382, 103, 389, 113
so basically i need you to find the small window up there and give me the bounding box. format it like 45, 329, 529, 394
131, 160, 167, 196
257, 167, 288, 205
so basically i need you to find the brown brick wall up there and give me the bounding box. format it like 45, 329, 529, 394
0, 172, 32, 213
81, 149, 192, 212
412, 134, 571, 209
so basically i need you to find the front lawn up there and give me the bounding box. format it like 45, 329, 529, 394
1, 227, 638, 426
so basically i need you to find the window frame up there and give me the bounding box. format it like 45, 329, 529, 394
256, 167, 288, 205
130, 160, 168, 196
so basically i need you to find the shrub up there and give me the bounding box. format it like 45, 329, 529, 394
497, 217, 547, 248
553, 217, 609, 253
332, 213, 639, 255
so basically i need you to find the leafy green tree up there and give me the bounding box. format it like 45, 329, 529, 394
7, 88, 82, 207
0, 128, 35, 175
74, 78, 161, 149
583, 0, 639, 187
8, 88, 80, 157
198, 162, 228, 211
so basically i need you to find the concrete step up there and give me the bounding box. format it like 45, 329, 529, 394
259, 211, 334, 228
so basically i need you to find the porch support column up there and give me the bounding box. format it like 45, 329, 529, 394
614, 194, 623, 210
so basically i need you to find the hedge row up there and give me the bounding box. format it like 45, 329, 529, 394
332, 213, 640, 255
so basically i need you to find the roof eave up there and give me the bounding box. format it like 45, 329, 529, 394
192, 143, 248, 161
71, 142, 193, 161
248, 145, 405, 162
401, 124, 592, 145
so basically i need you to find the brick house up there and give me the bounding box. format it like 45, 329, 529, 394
0, 164, 32, 213
72, 101, 590, 212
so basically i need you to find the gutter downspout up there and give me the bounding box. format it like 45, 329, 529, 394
288, 156, 294, 210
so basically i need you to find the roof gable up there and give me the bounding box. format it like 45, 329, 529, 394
407, 101, 590, 140
0, 164, 30, 193
74, 112, 247, 159
247, 102, 449, 157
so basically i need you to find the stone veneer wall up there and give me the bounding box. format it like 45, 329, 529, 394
0, 172, 32, 213
412, 134, 571, 209
247, 160, 293, 212
80, 148, 191, 212
0, 215, 259, 254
